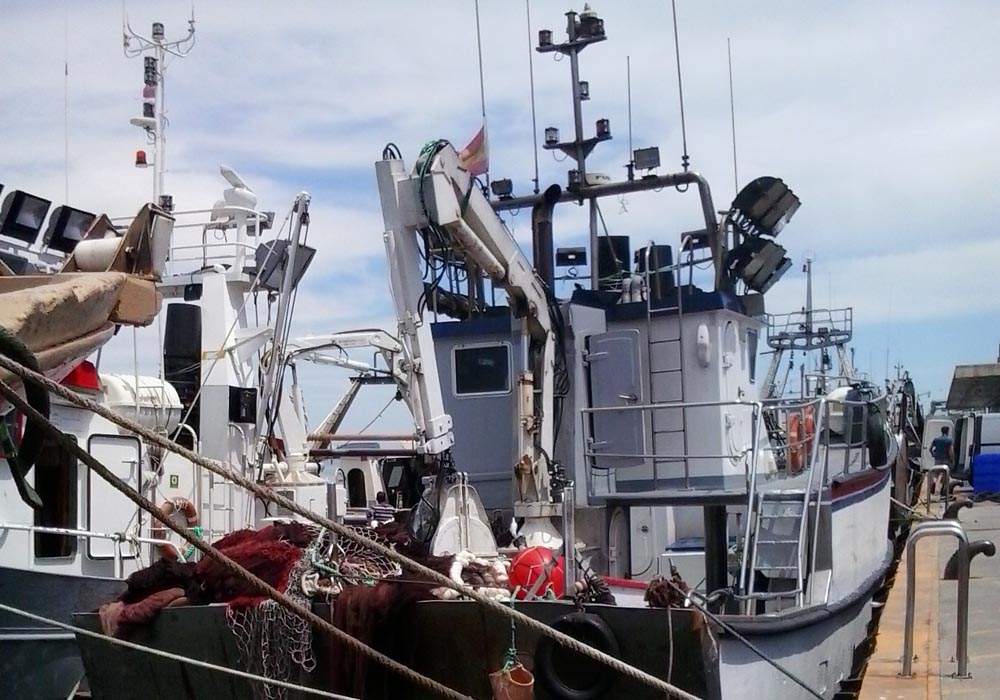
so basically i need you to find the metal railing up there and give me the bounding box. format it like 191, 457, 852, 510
0, 523, 185, 577
741, 398, 827, 611
901, 520, 969, 678
766, 307, 853, 351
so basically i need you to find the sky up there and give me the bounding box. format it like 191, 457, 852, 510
1, 0, 999, 430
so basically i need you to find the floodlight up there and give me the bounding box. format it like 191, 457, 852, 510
0, 190, 52, 244
727, 237, 792, 294
731, 176, 800, 237
42, 205, 97, 254
633, 147, 660, 171
254, 239, 316, 293
556, 247, 586, 267
0, 251, 37, 275
490, 178, 514, 199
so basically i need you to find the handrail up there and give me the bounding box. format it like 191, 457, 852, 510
0, 522, 186, 577
901, 520, 969, 678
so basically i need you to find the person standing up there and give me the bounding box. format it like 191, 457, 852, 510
368, 491, 396, 525
929, 426, 954, 494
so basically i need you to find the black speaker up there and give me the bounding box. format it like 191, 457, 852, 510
164, 304, 201, 446
597, 235, 630, 290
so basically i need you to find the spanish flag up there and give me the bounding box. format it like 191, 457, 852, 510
459, 124, 489, 177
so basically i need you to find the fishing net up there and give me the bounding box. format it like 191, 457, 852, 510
227, 555, 317, 700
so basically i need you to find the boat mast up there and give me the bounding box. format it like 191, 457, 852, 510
124, 10, 196, 210
536, 6, 610, 289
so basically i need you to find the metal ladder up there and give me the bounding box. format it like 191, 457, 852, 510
745, 491, 810, 608
642, 243, 688, 487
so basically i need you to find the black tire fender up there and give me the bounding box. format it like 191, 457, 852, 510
867, 407, 888, 467
534, 612, 621, 700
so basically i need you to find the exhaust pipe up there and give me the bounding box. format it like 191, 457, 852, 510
531, 184, 562, 290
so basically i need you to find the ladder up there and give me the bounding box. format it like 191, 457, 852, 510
745, 491, 810, 608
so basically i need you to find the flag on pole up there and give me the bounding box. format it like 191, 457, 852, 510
459, 124, 489, 177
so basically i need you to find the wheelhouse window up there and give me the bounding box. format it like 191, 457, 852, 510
453, 343, 511, 396
34, 437, 78, 559
747, 329, 759, 384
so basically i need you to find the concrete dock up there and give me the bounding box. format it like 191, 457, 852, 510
859, 497, 1000, 700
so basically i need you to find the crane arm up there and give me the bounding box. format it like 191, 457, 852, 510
376, 143, 558, 512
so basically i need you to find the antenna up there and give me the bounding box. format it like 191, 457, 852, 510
123, 5, 196, 210
727, 38, 738, 196
526, 0, 540, 194
626, 55, 634, 180
64, 3, 70, 202
473, 0, 490, 190
670, 0, 689, 171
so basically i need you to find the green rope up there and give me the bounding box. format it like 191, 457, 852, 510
503, 590, 519, 670
182, 526, 203, 560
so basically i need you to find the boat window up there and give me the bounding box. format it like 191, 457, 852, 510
453, 343, 511, 396
34, 436, 78, 559
347, 468, 367, 507
747, 329, 759, 384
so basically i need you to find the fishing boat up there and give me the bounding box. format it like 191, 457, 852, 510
62, 6, 928, 700
0, 18, 395, 699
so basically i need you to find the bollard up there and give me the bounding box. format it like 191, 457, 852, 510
901, 520, 969, 678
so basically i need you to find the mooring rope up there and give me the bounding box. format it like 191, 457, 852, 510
0, 602, 361, 700
0, 350, 703, 700
0, 375, 473, 700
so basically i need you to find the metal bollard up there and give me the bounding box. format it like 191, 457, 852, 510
926, 465, 951, 513
901, 520, 970, 678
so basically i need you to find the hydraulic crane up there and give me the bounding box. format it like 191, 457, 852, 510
376, 142, 566, 547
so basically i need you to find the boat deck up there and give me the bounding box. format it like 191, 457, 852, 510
859, 496, 1000, 700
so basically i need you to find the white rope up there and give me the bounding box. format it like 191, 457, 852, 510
0, 602, 360, 700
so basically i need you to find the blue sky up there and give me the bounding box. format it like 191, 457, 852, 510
1, 0, 998, 428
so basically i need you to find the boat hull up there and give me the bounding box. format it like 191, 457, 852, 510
0, 566, 124, 700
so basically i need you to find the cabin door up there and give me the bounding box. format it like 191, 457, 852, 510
586, 329, 644, 469
87, 435, 141, 559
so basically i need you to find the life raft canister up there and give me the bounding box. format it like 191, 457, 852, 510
534, 612, 621, 700
150, 497, 199, 560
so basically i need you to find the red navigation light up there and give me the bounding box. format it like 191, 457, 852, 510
61, 360, 101, 391
135, 150, 148, 167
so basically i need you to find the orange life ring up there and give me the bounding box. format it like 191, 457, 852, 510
151, 498, 199, 561
787, 412, 804, 471
803, 406, 816, 464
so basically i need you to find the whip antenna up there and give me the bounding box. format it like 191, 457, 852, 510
728, 37, 739, 195
526, 0, 540, 193
474, 0, 490, 190
670, 0, 689, 171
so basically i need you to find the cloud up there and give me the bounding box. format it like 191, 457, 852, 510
4, 0, 999, 421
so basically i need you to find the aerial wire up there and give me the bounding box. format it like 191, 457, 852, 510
727, 37, 738, 196
473, 0, 490, 190
526, 0, 540, 194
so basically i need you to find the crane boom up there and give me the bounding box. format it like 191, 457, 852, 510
376, 143, 561, 523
